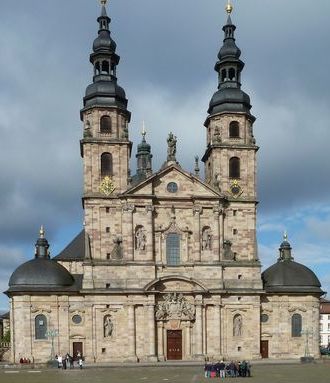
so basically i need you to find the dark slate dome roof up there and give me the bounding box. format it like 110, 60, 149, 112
9, 258, 75, 288
262, 237, 323, 294
84, 78, 127, 109
208, 87, 252, 115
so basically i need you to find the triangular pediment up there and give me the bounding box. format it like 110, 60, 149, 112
124, 164, 223, 200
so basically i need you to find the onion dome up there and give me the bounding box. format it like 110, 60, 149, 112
81, 1, 130, 119
262, 235, 323, 294
207, 4, 255, 120
7, 227, 75, 293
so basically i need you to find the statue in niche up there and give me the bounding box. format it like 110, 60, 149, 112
167, 132, 177, 162
223, 239, 235, 260
84, 120, 92, 138
233, 314, 242, 337
135, 227, 146, 251
104, 315, 113, 337
214, 126, 221, 143
202, 228, 212, 250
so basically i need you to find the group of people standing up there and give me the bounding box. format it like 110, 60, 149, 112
56, 352, 83, 369
204, 360, 251, 378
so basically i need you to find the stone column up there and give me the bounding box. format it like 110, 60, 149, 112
194, 296, 204, 358
145, 206, 154, 261
193, 207, 202, 262
219, 209, 224, 260
123, 204, 135, 261
213, 207, 221, 262
157, 322, 165, 361
185, 325, 192, 359
214, 304, 221, 358
147, 304, 157, 361
126, 304, 137, 361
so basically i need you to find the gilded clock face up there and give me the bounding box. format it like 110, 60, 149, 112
99, 176, 115, 196
229, 180, 243, 198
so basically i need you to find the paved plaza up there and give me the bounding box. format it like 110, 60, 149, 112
0, 364, 330, 383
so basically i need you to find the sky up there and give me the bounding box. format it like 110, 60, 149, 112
0, 0, 329, 312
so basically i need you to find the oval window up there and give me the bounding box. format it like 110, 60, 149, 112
72, 315, 82, 325
167, 182, 178, 193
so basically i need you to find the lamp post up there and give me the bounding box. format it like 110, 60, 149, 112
45, 329, 59, 360
301, 328, 314, 362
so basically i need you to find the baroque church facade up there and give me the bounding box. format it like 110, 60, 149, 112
5, 2, 323, 363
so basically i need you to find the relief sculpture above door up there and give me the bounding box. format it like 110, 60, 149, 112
155, 293, 195, 321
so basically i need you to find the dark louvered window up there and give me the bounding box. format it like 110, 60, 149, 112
229, 157, 240, 178
101, 153, 113, 177
100, 116, 112, 134
229, 121, 240, 138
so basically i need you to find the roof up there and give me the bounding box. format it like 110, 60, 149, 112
54, 230, 86, 261
320, 299, 330, 314
262, 260, 323, 295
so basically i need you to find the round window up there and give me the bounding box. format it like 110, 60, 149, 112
167, 182, 178, 193
261, 313, 269, 323
72, 315, 82, 325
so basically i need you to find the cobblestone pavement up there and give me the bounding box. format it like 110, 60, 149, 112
0, 364, 329, 383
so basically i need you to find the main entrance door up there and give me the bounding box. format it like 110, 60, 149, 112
167, 330, 182, 360
260, 340, 269, 358
73, 342, 83, 360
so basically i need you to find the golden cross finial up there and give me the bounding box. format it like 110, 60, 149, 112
226, 0, 233, 14
141, 120, 146, 139
39, 225, 45, 238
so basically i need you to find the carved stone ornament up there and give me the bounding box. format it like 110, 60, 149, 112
99, 176, 115, 196
155, 293, 195, 321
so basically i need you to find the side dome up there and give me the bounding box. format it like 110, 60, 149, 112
262, 236, 323, 294
9, 258, 74, 288
7, 227, 75, 293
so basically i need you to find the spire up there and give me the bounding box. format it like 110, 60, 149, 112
135, 121, 153, 180
207, 2, 254, 119
35, 226, 50, 259
81, 1, 130, 117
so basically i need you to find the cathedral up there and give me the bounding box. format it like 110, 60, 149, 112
5, 1, 323, 363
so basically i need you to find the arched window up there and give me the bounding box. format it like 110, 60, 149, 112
229, 157, 240, 178
229, 121, 240, 138
233, 314, 242, 337
100, 116, 112, 134
221, 69, 227, 82
35, 314, 47, 340
101, 153, 113, 177
291, 313, 302, 337
101, 60, 110, 74
166, 233, 180, 265
228, 68, 236, 81
95, 62, 101, 75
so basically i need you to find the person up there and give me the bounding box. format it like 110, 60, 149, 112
246, 361, 252, 377
57, 354, 63, 369
78, 356, 83, 369
219, 360, 226, 379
